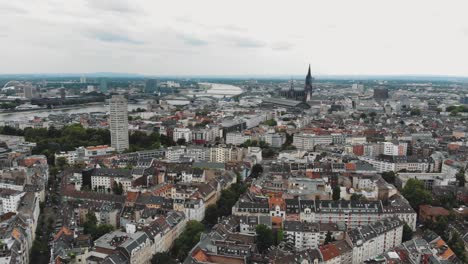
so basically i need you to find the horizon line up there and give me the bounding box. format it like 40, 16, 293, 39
1, 72, 468, 80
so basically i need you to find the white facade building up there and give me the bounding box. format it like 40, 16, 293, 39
263, 133, 285, 148
346, 217, 403, 264
165, 146, 187, 162
293, 134, 332, 150
0, 189, 25, 214
173, 128, 192, 143
226, 132, 251, 145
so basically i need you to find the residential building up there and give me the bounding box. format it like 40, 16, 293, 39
91, 168, 132, 193
0, 188, 25, 214
109, 95, 129, 152
346, 217, 403, 264
173, 128, 192, 143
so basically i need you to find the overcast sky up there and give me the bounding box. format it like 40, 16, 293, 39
1, 0, 468, 76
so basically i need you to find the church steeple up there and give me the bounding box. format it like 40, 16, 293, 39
304, 64, 313, 103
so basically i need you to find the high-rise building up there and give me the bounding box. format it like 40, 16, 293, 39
145, 79, 158, 94
59, 87, 66, 99
99, 79, 108, 93
23, 86, 36, 99
373, 88, 389, 100
80, 76, 86, 83
109, 95, 129, 152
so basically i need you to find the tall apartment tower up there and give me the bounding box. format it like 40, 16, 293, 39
109, 95, 129, 152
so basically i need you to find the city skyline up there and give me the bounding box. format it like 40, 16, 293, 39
2, 0, 468, 76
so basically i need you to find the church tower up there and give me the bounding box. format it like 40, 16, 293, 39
304, 64, 313, 102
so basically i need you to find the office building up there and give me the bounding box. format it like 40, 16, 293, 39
145, 79, 158, 94
99, 78, 108, 93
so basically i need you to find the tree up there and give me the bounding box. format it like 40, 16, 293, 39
83, 211, 98, 236
208, 176, 248, 224
402, 224, 413, 242
250, 164, 263, 178
433, 194, 458, 210
56, 157, 68, 170
381, 171, 396, 184
332, 186, 341, 201
95, 224, 114, 239
256, 224, 274, 253
276, 228, 284, 245
402, 179, 432, 210
324, 231, 334, 245
350, 193, 364, 201
49, 167, 59, 177
160, 134, 176, 147
258, 141, 270, 149
410, 108, 421, 116
241, 139, 258, 147
151, 252, 177, 264
448, 231, 467, 262
85, 211, 97, 225
281, 133, 294, 150
30, 239, 49, 259
429, 215, 449, 235
263, 119, 277, 126
82, 211, 114, 240
204, 205, 218, 227
112, 182, 124, 195
217, 189, 238, 216
176, 138, 186, 146
455, 169, 465, 187
172, 221, 205, 260
262, 148, 276, 158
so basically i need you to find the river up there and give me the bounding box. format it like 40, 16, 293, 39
0, 101, 149, 122
0, 83, 243, 122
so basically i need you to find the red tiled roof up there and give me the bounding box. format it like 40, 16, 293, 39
320, 244, 341, 261
126, 191, 139, 203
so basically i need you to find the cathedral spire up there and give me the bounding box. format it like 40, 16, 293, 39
304, 64, 313, 103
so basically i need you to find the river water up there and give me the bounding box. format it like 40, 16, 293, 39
0, 102, 147, 122
0, 83, 243, 122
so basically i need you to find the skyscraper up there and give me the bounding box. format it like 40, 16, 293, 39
99, 79, 108, 93
304, 64, 313, 103
145, 79, 158, 94
109, 95, 129, 152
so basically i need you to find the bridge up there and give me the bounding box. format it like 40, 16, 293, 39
2, 80, 21, 89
